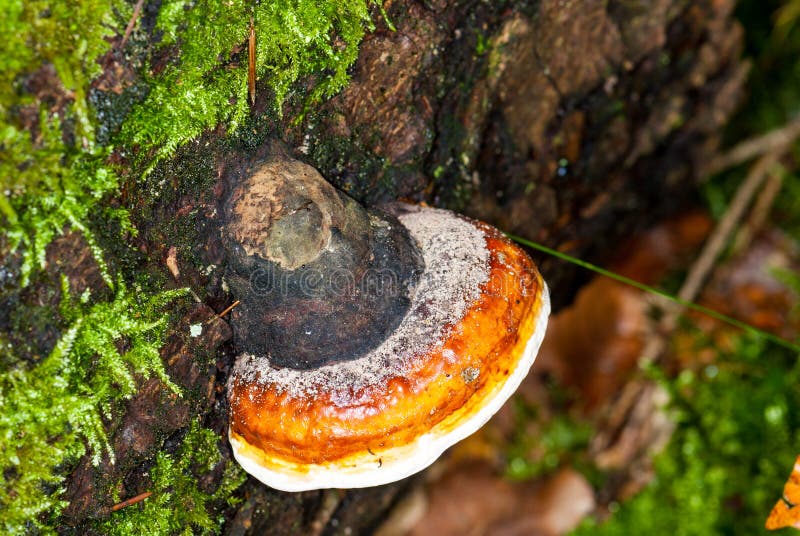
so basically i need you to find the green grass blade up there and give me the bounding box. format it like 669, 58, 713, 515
507, 233, 800, 354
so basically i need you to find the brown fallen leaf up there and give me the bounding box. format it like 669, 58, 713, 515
492, 468, 596, 536
609, 210, 713, 284
536, 277, 648, 411
536, 211, 713, 411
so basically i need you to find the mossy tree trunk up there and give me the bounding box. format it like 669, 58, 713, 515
6, 0, 745, 533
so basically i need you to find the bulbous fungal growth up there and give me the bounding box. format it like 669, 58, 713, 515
224, 154, 550, 491
223, 157, 422, 369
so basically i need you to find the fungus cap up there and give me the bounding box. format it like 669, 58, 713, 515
227, 203, 550, 491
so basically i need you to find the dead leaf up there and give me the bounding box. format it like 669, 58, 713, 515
536, 277, 648, 411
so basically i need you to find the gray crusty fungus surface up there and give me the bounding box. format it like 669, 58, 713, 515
232, 205, 490, 399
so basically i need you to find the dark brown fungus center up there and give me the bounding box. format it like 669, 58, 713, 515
222, 155, 423, 370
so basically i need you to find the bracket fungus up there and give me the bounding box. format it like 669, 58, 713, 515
224, 153, 550, 492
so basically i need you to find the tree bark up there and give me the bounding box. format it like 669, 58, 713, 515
46, 0, 746, 532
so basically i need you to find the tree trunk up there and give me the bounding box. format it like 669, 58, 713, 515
16, 0, 746, 533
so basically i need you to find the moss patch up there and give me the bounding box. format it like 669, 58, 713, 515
1, 0, 381, 531
0, 279, 186, 534
503, 384, 594, 483
122, 0, 377, 168
97, 421, 246, 536
0, 0, 126, 286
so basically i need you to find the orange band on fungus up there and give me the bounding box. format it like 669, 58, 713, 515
228, 207, 549, 491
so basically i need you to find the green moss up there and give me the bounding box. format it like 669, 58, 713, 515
0, 279, 186, 534
0, 0, 119, 155
571, 334, 800, 536
2, 0, 380, 284
1, 127, 121, 287
2, 0, 381, 531
504, 394, 593, 482
0, 0, 129, 286
98, 421, 246, 536
122, 0, 377, 168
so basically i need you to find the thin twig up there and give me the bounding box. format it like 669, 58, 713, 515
111, 491, 152, 512
217, 300, 240, 319
205, 300, 241, 325
681, 153, 781, 303
704, 115, 800, 176
248, 16, 256, 106
640, 149, 785, 362
733, 167, 785, 253
120, 0, 145, 49
308, 489, 343, 536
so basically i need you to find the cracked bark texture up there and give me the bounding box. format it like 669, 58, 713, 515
33, 0, 747, 533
